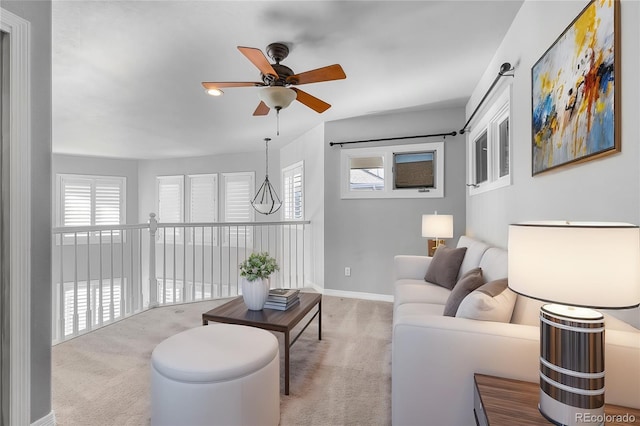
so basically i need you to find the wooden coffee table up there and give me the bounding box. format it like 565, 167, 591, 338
202, 292, 322, 395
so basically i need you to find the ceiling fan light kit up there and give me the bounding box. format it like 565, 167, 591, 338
258, 86, 297, 110
205, 88, 224, 96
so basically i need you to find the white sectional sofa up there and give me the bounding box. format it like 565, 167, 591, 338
392, 236, 640, 426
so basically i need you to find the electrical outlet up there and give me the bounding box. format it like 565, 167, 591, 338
344, 267, 351, 277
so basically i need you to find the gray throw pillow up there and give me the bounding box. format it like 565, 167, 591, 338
424, 246, 467, 290
443, 267, 485, 317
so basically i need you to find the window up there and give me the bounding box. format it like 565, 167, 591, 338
282, 161, 304, 220
467, 85, 511, 195
394, 152, 434, 189
187, 174, 218, 244
56, 174, 126, 240
340, 141, 444, 199
156, 175, 184, 239
221, 172, 254, 246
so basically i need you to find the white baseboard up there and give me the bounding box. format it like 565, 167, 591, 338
320, 287, 394, 303
32, 411, 56, 426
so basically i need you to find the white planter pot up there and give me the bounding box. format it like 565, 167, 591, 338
241, 278, 270, 310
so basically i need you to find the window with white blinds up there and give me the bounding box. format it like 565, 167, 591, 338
188, 174, 218, 244
156, 175, 184, 240
221, 172, 254, 246
282, 161, 304, 220
57, 174, 126, 240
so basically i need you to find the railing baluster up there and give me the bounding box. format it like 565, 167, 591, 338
59, 234, 65, 340
86, 232, 92, 331
120, 227, 125, 317
201, 226, 205, 300
52, 219, 309, 344
183, 226, 186, 302
214, 226, 216, 299
192, 226, 196, 302
172, 226, 176, 303
73, 233, 79, 335
110, 229, 115, 322
148, 213, 158, 308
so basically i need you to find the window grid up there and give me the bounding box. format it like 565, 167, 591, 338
282, 162, 304, 221
57, 174, 126, 241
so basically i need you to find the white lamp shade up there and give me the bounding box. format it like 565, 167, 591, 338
259, 87, 297, 110
422, 214, 453, 238
508, 221, 640, 309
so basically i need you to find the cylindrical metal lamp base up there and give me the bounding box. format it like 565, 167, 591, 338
539, 304, 605, 426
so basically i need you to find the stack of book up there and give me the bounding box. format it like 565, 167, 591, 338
264, 288, 300, 311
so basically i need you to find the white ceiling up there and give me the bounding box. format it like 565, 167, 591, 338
52, 0, 523, 160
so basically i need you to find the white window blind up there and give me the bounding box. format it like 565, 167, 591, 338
222, 172, 254, 246
157, 175, 184, 240
188, 174, 218, 244
282, 161, 304, 220
57, 174, 126, 240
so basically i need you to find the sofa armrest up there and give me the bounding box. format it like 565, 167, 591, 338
392, 314, 539, 426
391, 315, 640, 426
394, 255, 432, 281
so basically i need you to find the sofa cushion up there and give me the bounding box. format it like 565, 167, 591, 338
394, 279, 451, 310
393, 302, 445, 326
478, 247, 508, 283
456, 278, 517, 323
424, 246, 467, 290
443, 268, 485, 317
456, 236, 491, 279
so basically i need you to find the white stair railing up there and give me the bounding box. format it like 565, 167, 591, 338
52, 215, 311, 344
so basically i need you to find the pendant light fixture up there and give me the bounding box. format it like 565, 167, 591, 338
251, 138, 282, 215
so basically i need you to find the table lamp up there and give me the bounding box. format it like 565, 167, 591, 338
422, 213, 453, 256
508, 222, 640, 426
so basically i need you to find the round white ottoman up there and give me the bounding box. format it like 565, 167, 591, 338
151, 324, 280, 426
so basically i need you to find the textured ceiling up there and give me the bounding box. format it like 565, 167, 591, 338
52, 0, 523, 159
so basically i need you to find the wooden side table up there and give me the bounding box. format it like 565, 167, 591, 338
474, 374, 640, 426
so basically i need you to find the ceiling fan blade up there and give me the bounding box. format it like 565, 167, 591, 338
238, 46, 278, 78
291, 88, 331, 113
201, 82, 264, 89
253, 101, 270, 116
287, 64, 346, 85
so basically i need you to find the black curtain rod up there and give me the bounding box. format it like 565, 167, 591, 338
329, 131, 457, 147
459, 62, 515, 135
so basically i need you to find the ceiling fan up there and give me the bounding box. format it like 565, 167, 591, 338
201, 42, 346, 116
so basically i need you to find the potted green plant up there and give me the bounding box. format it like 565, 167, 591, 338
239, 252, 279, 310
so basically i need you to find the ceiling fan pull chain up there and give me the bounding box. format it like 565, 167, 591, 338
276, 108, 280, 136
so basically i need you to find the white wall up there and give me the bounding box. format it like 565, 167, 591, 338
466, 0, 640, 247
280, 124, 325, 288
324, 106, 467, 296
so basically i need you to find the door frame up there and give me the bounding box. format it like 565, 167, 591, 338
0, 8, 31, 426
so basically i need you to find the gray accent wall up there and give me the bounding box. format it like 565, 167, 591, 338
324, 107, 467, 296
2, 0, 52, 422
465, 1, 640, 325
466, 0, 640, 246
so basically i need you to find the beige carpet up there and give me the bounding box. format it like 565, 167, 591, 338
52, 294, 393, 426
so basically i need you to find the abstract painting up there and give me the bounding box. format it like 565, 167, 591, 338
531, 0, 619, 175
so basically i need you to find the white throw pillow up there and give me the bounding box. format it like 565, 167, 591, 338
456, 279, 517, 323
